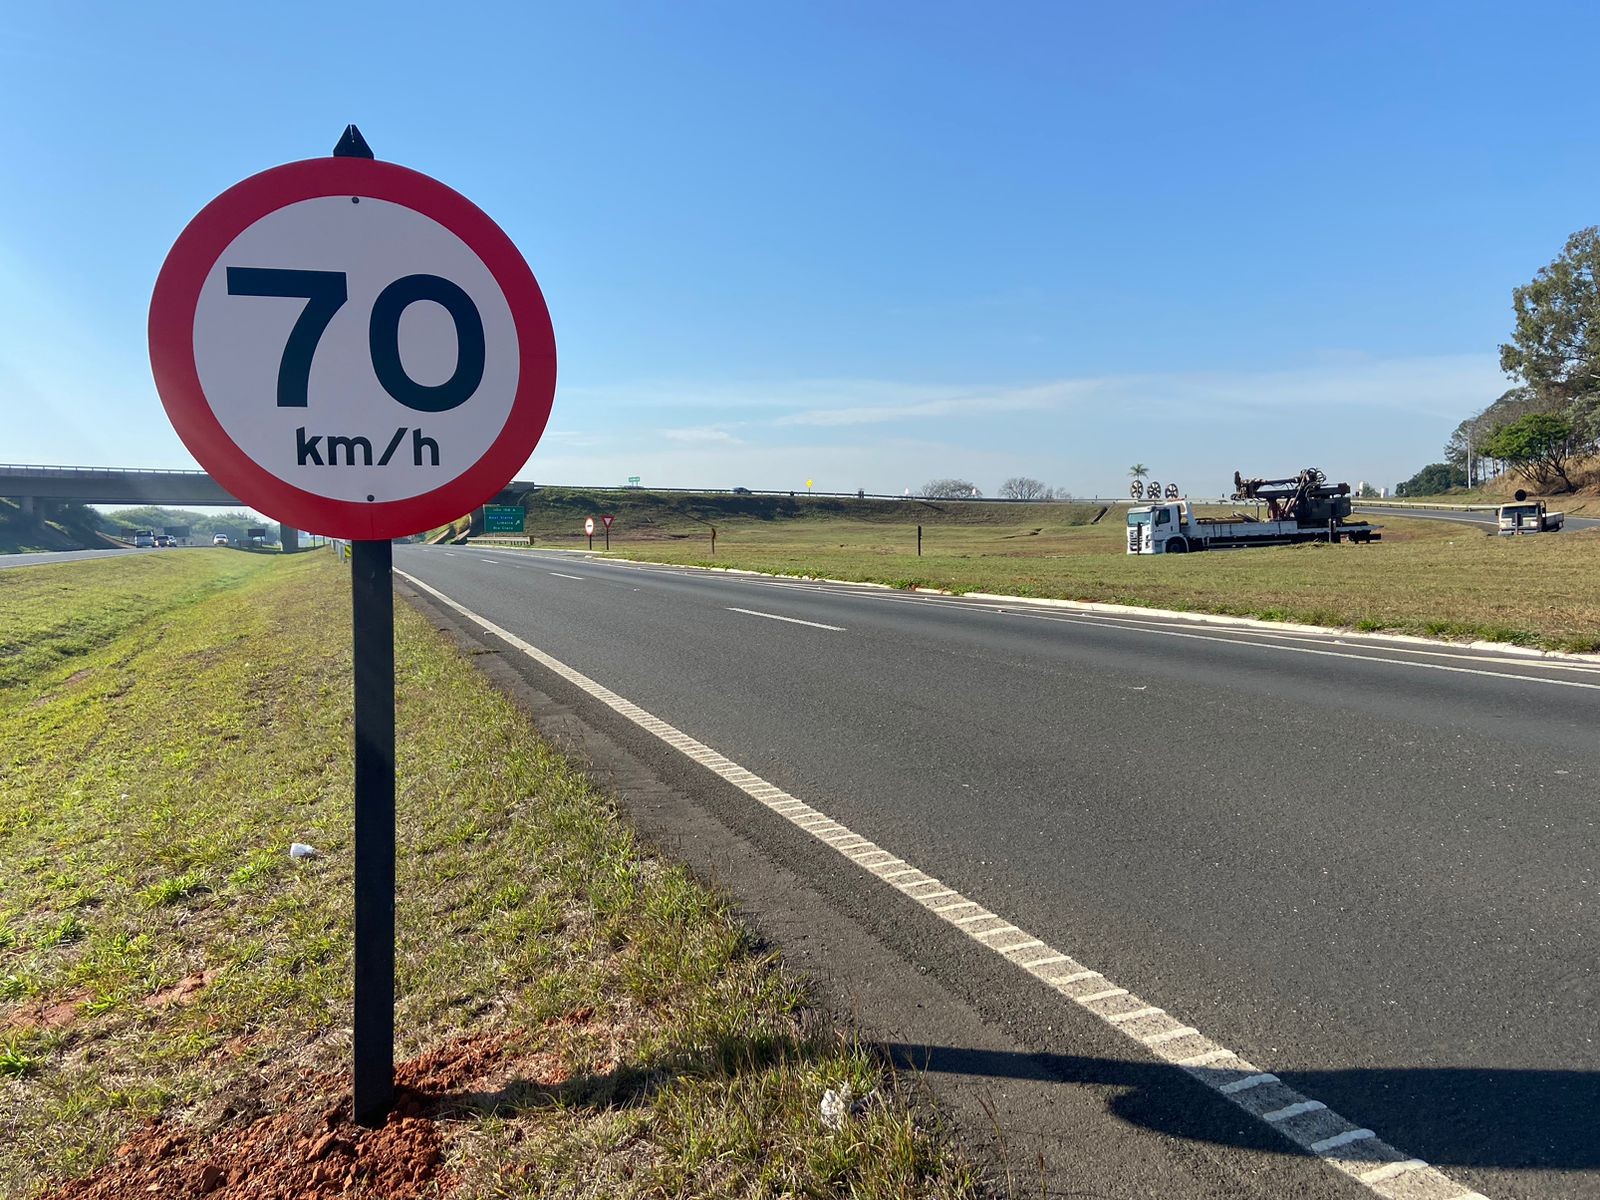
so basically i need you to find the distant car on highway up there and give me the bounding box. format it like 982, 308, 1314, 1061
132, 529, 156, 548
156, 535, 176, 547
213, 534, 229, 546
731, 486, 751, 494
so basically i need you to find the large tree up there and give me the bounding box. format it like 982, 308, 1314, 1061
920, 478, 981, 499
999, 476, 1050, 500
1500, 227, 1600, 404
1481, 412, 1578, 492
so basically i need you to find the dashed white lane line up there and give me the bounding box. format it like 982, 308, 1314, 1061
550, 572, 583, 580
726, 606, 845, 631
481, 549, 1596, 686
481, 558, 502, 564
767, 581, 1600, 687
396, 568, 1493, 1200
998, 609, 1600, 692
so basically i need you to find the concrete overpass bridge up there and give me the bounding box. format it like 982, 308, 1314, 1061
0, 463, 543, 548
1, 463, 241, 508
1, 462, 280, 546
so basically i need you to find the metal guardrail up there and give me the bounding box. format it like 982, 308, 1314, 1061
0, 463, 216, 477
12, 464, 1459, 510
516, 485, 1230, 505
2, 467, 1131, 503
1353, 500, 1498, 512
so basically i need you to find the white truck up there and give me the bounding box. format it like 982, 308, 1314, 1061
1497, 491, 1563, 535
1127, 468, 1380, 554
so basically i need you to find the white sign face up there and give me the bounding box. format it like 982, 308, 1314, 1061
584, 517, 595, 535
191, 197, 519, 505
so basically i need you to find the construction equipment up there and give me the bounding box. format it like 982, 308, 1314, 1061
1230, 467, 1354, 524
1127, 467, 1380, 554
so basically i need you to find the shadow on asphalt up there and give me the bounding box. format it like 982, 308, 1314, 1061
884, 1042, 1596, 1172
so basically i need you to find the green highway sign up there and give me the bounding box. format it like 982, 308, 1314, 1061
483, 504, 524, 533
627, 475, 641, 485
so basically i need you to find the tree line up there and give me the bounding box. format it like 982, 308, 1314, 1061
101, 505, 279, 544
919, 477, 1074, 500
1400, 228, 1600, 495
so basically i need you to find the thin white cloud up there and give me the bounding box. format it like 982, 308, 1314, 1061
773, 381, 1085, 428
660, 426, 744, 444
533, 353, 1505, 495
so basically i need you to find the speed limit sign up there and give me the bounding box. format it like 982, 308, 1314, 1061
149, 147, 556, 539
147, 129, 556, 1129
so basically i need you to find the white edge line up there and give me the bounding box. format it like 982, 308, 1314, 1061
1358, 1159, 1427, 1184
1218, 1072, 1279, 1095
393, 566, 1488, 1200
1311, 1129, 1376, 1153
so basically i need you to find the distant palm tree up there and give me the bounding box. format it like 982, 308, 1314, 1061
1128, 463, 1148, 481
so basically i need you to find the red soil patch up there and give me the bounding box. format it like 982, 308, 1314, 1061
143, 969, 218, 1009
2, 990, 87, 1034
42, 1034, 528, 1200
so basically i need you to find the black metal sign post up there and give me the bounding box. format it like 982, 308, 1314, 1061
350, 537, 395, 1127
335, 122, 396, 1130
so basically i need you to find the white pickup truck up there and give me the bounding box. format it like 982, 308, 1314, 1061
1497, 492, 1563, 535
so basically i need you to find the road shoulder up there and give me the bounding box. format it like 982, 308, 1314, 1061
399, 574, 1372, 1200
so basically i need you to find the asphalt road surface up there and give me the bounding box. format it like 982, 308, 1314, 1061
0, 547, 143, 569
0, 546, 220, 570
396, 544, 1597, 1200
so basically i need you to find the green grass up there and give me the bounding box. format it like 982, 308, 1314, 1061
570, 508, 1600, 652
0, 550, 274, 689
514, 486, 1106, 539
0, 551, 977, 1198
0, 499, 122, 555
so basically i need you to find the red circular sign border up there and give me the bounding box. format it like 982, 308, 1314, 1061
149, 157, 556, 540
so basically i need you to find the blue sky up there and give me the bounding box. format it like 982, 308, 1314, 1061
3, 1, 1597, 497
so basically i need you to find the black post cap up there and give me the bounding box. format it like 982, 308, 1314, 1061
334, 125, 374, 159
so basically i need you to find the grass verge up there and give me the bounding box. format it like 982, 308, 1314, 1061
583, 513, 1600, 653
0, 551, 977, 1198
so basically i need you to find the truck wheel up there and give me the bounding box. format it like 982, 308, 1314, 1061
1166, 538, 1188, 554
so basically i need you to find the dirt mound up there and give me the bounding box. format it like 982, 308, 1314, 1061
1, 991, 87, 1034
43, 1035, 514, 1200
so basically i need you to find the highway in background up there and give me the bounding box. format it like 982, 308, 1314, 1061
396, 543, 1597, 1200
1356, 503, 1600, 531
0, 548, 142, 570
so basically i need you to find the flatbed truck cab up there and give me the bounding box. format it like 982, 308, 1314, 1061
1497, 491, 1563, 535
1127, 500, 1379, 554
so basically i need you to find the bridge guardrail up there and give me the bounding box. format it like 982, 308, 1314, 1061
0, 463, 217, 477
